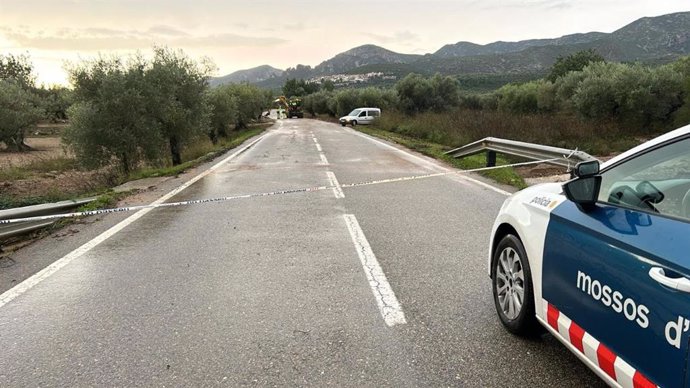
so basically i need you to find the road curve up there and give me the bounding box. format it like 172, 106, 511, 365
0, 119, 604, 387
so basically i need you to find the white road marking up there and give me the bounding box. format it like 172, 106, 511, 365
319, 153, 330, 165
0, 133, 269, 309
343, 214, 406, 327
345, 128, 511, 196
345, 128, 449, 172
326, 171, 345, 199
311, 134, 330, 165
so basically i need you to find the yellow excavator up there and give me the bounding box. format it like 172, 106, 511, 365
274, 96, 304, 119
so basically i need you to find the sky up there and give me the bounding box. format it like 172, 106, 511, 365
1, 0, 689, 86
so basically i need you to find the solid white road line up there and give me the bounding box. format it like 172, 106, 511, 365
343, 214, 406, 327
345, 128, 511, 196
0, 133, 269, 309
326, 171, 345, 199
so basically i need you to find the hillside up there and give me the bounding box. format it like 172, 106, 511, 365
312, 44, 421, 75
213, 11, 690, 90
434, 32, 607, 58
210, 65, 283, 87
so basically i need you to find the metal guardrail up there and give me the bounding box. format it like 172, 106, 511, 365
444, 137, 597, 169
0, 197, 96, 242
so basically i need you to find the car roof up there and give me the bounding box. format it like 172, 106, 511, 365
601, 124, 690, 169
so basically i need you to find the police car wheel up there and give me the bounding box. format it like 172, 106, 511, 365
492, 234, 540, 336
341, 122, 346, 127
351, 120, 357, 126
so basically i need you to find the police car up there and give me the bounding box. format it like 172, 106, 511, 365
489, 124, 690, 388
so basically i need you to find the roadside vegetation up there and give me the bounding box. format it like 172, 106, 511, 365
4, 49, 690, 209
0, 49, 273, 209
295, 51, 690, 157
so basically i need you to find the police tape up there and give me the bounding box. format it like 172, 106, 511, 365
0, 157, 565, 225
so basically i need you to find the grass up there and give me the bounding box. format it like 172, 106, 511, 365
354, 124, 527, 189
0, 157, 78, 181
127, 125, 268, 181
76, 190, 132, 212
373, 108, 644, 156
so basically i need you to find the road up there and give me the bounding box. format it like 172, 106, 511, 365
0, 119, 605, 387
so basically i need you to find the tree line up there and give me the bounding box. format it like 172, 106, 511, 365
0, 54, 73, 150
1, 48, 272, 174
288, 50, 690, 133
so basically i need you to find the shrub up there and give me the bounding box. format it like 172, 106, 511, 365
329, 87, 398, 117
570, 62, 683, 129
303, 91, 336, 117
496, 80, 556, 114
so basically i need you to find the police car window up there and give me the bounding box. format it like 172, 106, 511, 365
359, 111, 367, 117
598, 137, 690, 220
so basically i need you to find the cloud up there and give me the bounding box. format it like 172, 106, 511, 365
476, 0, 576, 10
147, 25, 190, 37
0, 26, 288, 51
282, 22, 306, 31
362, 30, 418, 44
175, 33, 287, 47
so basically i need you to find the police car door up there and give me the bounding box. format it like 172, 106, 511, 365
542, 135, 690, 388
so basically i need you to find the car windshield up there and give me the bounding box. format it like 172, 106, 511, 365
348, 109, 362, 117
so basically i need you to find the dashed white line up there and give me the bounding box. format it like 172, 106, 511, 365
343, 214, 406, 327
311, 133, 330, 165
326, 171, 345, 199
319, 153, 329, 165
0, 133, 268, 309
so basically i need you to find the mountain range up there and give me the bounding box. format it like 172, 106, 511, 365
214, 11, 690, 90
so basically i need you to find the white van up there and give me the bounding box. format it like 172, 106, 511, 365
339, 108, 381, 127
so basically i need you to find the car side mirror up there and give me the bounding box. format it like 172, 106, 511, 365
564, 176, 602, 209
573, 160, 600, 178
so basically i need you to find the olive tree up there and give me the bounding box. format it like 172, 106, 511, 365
225, 83, 271, 129
206, 85, 239, 143
671, 56, 690, 126
144, 47, 212, 165
570, 62, 683, 128
0, 54, 35, 87
36, 86, 74, 122
0, 80, 43, 150
396, 73, 459, 114
0, 55, 41, 150
64, 56, 163, 173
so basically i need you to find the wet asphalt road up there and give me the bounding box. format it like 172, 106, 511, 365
0, 119, 605, 387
